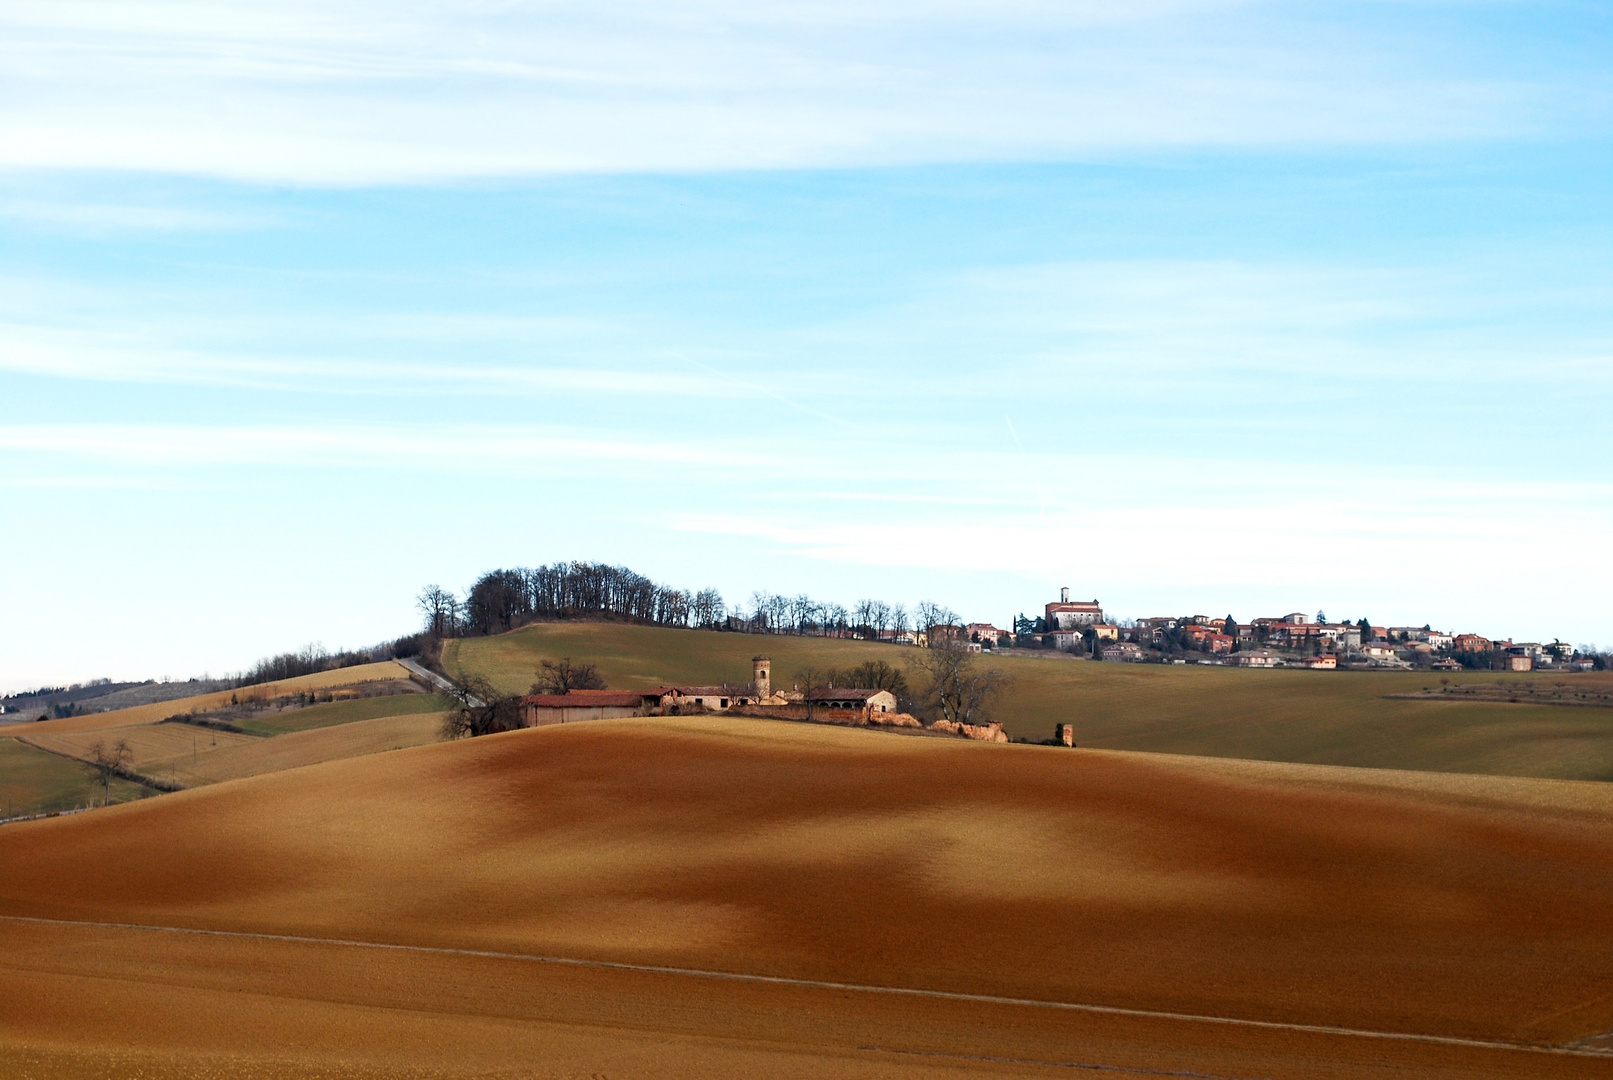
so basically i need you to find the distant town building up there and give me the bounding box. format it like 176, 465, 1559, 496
1046, 587, 1104, 629
1359, 642, 1411, 668
965, 623, 1009, 646
1047, 629, 1085, 651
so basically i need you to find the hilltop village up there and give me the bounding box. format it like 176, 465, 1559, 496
964, 588, 1592, 673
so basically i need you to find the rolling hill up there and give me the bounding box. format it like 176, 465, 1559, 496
0, 661, 451, 813
0, 715, 1610, 1078
445, 622, 1613, 780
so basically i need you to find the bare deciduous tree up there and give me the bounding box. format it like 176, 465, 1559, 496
416, 585, 460, 637
87, 738, 133, 806
691, 588, 726, 628
793, 665, 829, 722
827, 660, 913, 711
908, 641, 1011, 726
915, 601, 960, 639
530, 658, 607, 695
440, 676, 524, 739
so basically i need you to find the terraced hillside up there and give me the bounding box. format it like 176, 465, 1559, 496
446, 622, 1613, 779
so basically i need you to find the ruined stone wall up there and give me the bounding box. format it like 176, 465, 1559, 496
928, 719, 1010, 743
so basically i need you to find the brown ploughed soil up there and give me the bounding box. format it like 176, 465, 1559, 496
2, 714, 1612, 1079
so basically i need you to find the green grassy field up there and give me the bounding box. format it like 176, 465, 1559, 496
234, 692, 454, 737
445, 622, 1613, 781
0, 737, 151, 816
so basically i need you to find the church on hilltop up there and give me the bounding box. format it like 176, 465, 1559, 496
1045, 587, 1104, 630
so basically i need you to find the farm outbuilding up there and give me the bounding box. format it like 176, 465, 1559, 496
518, 691, 658, 726
807, 688, 899, 713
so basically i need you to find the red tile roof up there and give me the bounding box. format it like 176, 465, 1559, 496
520, 692, 648, 708
807, 688, 890, 701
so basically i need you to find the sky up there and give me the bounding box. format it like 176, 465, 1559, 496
2, 0, 1611, 690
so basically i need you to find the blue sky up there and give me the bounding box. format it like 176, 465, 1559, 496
2, 1, 1611, 689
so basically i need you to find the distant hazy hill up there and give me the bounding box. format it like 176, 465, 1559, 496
2, 678, 234, 721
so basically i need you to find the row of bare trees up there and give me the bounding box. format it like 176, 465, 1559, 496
231, 643, 377, 688
420, 562, 964, 644
419, 563, 727, 638
733, 594, 960, 640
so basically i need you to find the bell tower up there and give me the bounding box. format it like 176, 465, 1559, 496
752, 655, 771, 698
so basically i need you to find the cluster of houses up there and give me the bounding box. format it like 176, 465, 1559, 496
929, 588, 1589, 672
988, 590, 1586, 672
518, 656, 902, 726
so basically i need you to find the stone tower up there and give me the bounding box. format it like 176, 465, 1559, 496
752, 656, 771, 698
1061, 586, 1070, 603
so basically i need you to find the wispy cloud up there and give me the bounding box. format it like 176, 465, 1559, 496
0, 321, 764, 399
670, 469, 1613, 606
0, 422, 752, 471
0, 0, 1597, 182
0, 199, 267, 232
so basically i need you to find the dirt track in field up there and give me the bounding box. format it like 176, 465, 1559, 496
2, 714, 1612, 1079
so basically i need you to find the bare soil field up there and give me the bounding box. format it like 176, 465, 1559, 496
448, 624, 1613, 779
1, 715, 1610, 1078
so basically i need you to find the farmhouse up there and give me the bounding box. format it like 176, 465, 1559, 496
652, 655, 788, 712
807, 687, 899, 713
1232, 649, 1280, 668
653, 685, 762, 712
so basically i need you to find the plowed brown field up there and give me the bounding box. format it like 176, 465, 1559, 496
2, 715, 1611, 1079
